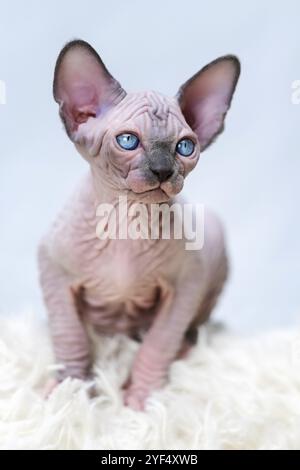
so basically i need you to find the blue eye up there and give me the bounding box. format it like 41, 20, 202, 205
116, 133, 139, 150
176, 139, 195, 157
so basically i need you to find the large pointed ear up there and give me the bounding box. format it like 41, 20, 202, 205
176, 56, 240, 151
53, 40, 126, 139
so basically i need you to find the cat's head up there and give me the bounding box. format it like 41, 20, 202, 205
53, 40, 240, 202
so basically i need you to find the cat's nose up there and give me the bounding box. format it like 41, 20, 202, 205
149, 162, 173, 182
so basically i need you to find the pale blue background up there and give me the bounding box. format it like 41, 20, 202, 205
0, 0, 299, 332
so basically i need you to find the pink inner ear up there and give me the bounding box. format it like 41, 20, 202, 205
54, 41, 126, 138
56, 63, 109, 133
178, 57, 240, 151
68, 84, 99, 123
192, 93, 230, 150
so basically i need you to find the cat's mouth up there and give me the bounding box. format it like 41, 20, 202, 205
130, 187, 171, 203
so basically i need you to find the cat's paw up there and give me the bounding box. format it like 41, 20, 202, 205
40, 373, 96, 399
40, 377, 59, 399
123, 385, 149, 411
122, 376, 165, 411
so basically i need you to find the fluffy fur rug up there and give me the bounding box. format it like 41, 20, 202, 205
0, 312, 299, 450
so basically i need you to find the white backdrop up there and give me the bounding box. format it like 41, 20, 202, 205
0, 0, 299, 332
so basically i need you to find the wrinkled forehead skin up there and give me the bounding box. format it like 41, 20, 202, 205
75, 90, 199, 161
113, 90, 194, 139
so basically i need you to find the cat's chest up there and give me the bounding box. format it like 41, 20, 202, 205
81, 237, 173, 301
74, 238, 173, 334
48, 201, 185, 334
48, 190, 183, 307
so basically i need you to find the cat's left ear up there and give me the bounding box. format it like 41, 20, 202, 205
53, 39, 126, 140
176, 56, 240, 151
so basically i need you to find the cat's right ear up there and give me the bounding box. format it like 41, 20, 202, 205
53, 40, 126, 140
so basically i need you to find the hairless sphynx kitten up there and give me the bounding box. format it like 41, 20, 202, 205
39, 40, 240, 410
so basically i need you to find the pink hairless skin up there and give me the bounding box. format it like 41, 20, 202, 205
39, 40, 240, 410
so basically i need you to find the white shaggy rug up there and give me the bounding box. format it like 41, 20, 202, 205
1, 312, 300, 450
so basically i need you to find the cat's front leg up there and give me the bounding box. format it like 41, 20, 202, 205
38, 243, 91, 390
124, 263, 204, 411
